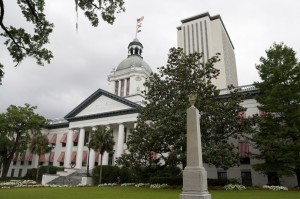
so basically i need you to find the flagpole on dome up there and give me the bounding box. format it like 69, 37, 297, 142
136, 16, 144, 39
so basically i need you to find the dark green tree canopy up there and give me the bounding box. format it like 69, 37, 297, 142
0, 103, 47, 178
117, 48, 252, 171
252, 42, 300, 186
0, 0, 125, 84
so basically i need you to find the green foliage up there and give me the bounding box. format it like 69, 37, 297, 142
89, 125, 115, 184
29, 134, 51, 181
75, 0, 125, 27
23, 166, 64, 181
0, 0, 125, 84
208, 178, 239, 186
118, 47, 252, 171
0, 103, 47, 178
252, 43, 300, 186
92, 165, 131, 184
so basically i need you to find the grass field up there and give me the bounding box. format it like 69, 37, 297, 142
0, 186, 299, 199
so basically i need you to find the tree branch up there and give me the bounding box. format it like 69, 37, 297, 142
0, 0, 22, 49
24, 0, 39, 22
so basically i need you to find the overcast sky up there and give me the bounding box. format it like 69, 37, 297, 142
0, 0, 299, 119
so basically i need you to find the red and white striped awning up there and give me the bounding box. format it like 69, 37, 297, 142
57, 152, 65, 162
39, 154, 46, 162
49, 134, 57, 145
239, 141, 249, 157
73, 132, 79, 142
60, 133, 67, 143
49, 152, 55, 162
71, 151, 77, 162
26, 154, 33, 161
82, 151, 88, 163
95, 152, 99, 162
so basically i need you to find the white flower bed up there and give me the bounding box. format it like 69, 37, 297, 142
150, 184, 168, 189
98, 183, 117, 187
134, 183, 150, 187
262, 185, 288, 191
121, 183, 135, 186
224, 184, 246, 190
0, 180, 38, 188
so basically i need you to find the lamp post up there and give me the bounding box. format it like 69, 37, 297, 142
86, 142, 91, 177
47, 144, 55, 174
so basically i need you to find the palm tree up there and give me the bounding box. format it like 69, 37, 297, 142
89, 125, 115, 184
29, 134, 50, 181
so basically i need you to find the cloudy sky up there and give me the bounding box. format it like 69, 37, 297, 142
0, 0, 299, 119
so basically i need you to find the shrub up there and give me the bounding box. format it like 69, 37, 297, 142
208, 178, 239, 186
23, 166, 64, 181
92, 166, 132, 185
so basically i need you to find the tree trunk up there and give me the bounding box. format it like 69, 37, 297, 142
1, 159, 11, 178
99, 153, 103, 185
296, 169, 300, 187
36, 165, 40, 182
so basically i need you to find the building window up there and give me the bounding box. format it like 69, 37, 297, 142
126, 78, 130, 96
13, 161, 17, 165
11, 169, 15, 177
124, 128, 127, 143
59, 162, 64, 167
60, 133, 67, 147
115, 81, 119, 95
120, 79, 124, 96
84, 131, 89, 146
20, 161, 24, 165
239, 141, 250, 164
241, 171, 252, 186
28, 161, 32, 166
217, 171, 227, 180
18, 169, 22, 178
73, 132, 79, 146
108, 152, 114, 166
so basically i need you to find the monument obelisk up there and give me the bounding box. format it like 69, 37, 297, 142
180, 94, 211, 199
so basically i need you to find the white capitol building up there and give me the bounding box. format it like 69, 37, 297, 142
5, 12, 298, 187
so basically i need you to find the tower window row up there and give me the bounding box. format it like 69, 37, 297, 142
115, 78, 130, 97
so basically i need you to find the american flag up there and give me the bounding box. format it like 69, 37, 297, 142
137, 16, 144, 24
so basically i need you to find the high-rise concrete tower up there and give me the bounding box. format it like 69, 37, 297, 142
177, 12, 238, 89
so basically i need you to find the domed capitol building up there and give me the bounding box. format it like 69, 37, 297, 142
4, 12, 298, 187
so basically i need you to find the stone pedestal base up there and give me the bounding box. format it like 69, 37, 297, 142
180, 192, 211, 199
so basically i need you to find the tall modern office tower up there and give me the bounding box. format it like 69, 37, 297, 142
177, 12, 238, 89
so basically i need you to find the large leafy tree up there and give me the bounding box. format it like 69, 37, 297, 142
252, 43, 300, 186
29, 134, 50, 181
117, 47, 252, 172
89, 125, 115, 184
0, 0, 125, 84
0, 103, 47, 178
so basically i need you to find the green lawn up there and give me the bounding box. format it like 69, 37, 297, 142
0, 187, 299, 199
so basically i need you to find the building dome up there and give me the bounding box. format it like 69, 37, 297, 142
116, 38, 152, 73
116, 55, 152, 73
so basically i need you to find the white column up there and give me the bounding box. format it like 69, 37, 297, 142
64, 129, 73, 168
116, 123, 125, 158
124, 78, 128, 96
118, 80, 121, 96
76, 128, 85, 169
102, 152, 109, 165
88, 127, 96, 169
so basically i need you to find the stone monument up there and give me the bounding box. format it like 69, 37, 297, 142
180, 94, 211, 199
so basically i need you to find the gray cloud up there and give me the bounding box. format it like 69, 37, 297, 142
1, 0, 300, 119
